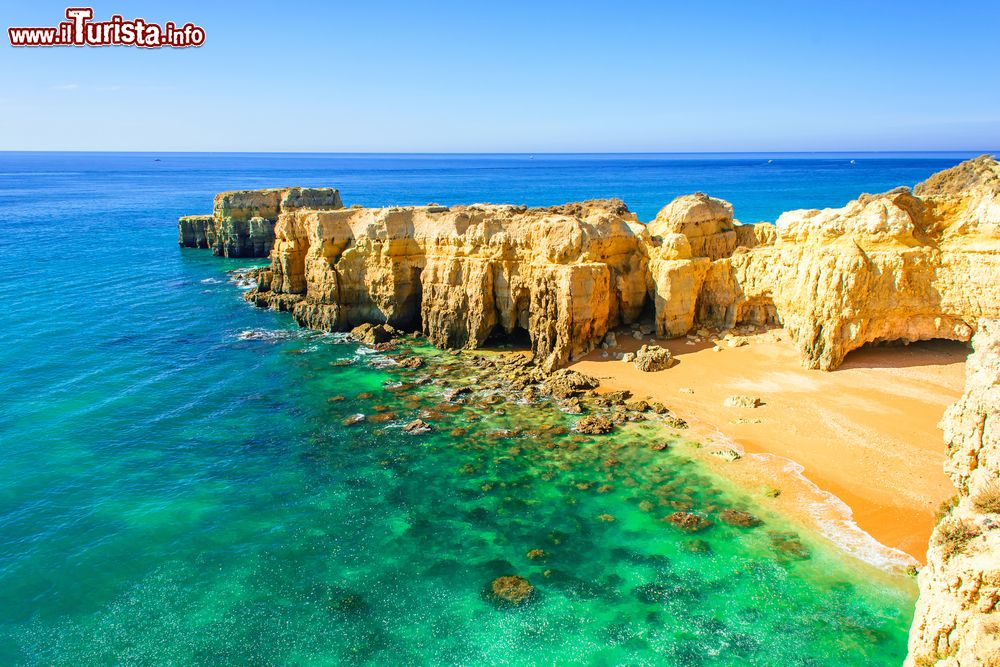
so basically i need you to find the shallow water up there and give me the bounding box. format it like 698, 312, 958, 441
0, 151, 976, 664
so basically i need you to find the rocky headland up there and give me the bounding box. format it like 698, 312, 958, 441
182, 155, 1000, 371
907, 320, 1000, 666
179, 187, 343, 258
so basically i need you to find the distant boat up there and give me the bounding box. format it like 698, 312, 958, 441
154, 158, 161, 162
850, 159, 857, 165
767, 159, 774, 164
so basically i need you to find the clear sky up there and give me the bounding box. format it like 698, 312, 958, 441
1, 0, 998, 152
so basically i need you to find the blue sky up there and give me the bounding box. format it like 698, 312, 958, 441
1, 0, 998, 152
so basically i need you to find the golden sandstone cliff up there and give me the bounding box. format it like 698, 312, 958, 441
907, 320, 1000, 666
180, 155, 1000, 372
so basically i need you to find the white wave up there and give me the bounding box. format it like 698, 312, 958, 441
750, 452, 918, 570
235, 328, 302, 342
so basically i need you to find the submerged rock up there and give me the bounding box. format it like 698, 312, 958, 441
769, 531, 811, 561
342, 414, 366, 426
489, 575, 534, 606
576, 415, 614, 435
683, 539, 713, 555
719, 509, 762, 528
664, 511, 712, 533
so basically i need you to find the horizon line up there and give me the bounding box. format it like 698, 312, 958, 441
0, 149, 997, 156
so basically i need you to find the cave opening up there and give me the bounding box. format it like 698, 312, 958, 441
840, 337, 972, 370
483, 323, 533, 352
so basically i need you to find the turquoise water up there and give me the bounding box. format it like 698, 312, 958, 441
0, 152, 982, 665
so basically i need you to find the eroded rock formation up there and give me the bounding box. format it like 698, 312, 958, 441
182, 155, 1000, 371
247, 199, 648, 370
179, 187, 343, 257
906, 319, 1000, 666
696, 157, 1000, 368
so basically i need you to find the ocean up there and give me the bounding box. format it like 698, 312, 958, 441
0, 151, 984, 665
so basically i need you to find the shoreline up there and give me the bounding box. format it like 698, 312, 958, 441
569, 328, 968, 565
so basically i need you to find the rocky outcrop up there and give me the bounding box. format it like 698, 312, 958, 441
247, 199, 648, 370
179, 187, 343, 258
693, 156, 1000, 369
907, 320, 1000, 667
184, 155, 1000, 372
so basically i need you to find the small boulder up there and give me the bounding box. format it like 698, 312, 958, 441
403, 419, 432, 434
397, 356, 424, 369
634, 345, 674, 372
541, 369, 600, 399
444, 386, 473, 402
350, 322, 400, 345
558, 397, 584, 414
342, 414, 366, 426
723, 395, 762, 408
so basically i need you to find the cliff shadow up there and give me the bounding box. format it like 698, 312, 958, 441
482, 323, 533, 352
838, 338, 971, 370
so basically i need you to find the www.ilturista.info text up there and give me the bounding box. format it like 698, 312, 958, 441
8, 8, 205, 48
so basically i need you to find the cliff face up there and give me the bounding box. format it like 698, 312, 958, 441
248, 200, 647, 371
906, 320, 1000, 667
178, 187, 343, 258
184, 155, 1000, 372
694, 156, 1000, 369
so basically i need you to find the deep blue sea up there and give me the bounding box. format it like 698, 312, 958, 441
0, 152, 986, 665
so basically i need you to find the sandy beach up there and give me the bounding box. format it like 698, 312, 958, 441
569, 328, 969, 563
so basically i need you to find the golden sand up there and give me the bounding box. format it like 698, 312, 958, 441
569, 329, 968, 563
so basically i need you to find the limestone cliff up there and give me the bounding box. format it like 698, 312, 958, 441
247, 200, 647, 371
693, 155, 1000, 369
906, 320, 1000, 666
182, 155, 1000, 372
178, 187, 343, 258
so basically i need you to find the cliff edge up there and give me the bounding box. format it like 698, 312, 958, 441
907, 320, 1000, 666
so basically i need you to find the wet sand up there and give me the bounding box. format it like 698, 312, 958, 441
569, 328, 968, 563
